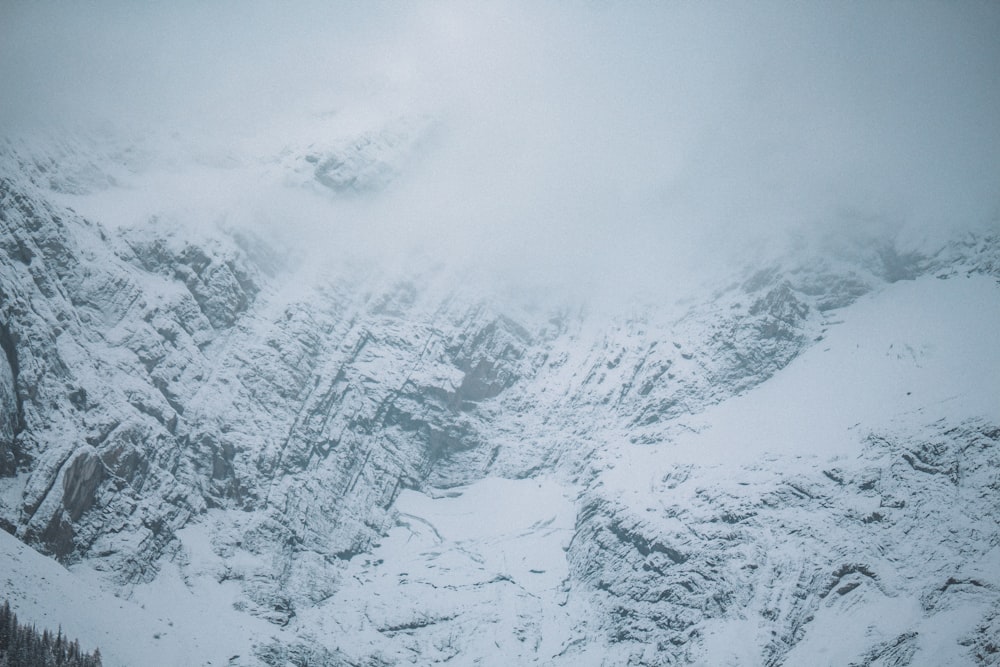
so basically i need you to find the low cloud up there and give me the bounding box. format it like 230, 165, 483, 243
3, 1, 998, 299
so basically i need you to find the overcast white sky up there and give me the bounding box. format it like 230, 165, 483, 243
2, 1, 998, 297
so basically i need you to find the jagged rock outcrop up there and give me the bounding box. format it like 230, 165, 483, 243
565, 420, 1000, 665
0, 157, 553, 616
277, 115, 435, 197
0, 319, 21, 476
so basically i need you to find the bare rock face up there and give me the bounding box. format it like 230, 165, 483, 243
61, 447, 104, 522
0, 321, 21, 475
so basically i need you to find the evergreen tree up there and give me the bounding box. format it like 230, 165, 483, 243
0, 600, 102, 667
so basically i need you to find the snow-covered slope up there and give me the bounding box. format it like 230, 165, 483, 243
1, 526, 279, 666
1, 132, 998, 666
580, 273, 1000, 665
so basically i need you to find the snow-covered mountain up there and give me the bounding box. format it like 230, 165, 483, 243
1, 127, 999, 667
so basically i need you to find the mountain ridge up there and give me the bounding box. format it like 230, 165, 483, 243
1, 135, 998, 665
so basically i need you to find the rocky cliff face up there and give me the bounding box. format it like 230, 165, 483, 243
565, 419, 1000, 665
1, 135, 998, 665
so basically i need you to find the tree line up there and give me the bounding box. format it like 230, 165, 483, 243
0, 601, 102, 667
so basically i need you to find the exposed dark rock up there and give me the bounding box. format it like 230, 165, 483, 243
61, 448, 104, 522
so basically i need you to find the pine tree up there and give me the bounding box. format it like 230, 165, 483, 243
0, 601, 10, 650
54, 627, 64, 667
0, 600, 102, 667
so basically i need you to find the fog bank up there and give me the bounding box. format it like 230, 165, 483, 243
3, 1, 998, 298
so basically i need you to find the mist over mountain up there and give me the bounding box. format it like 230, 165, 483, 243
4, 1, 998, 277
1, 2, 999, 666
